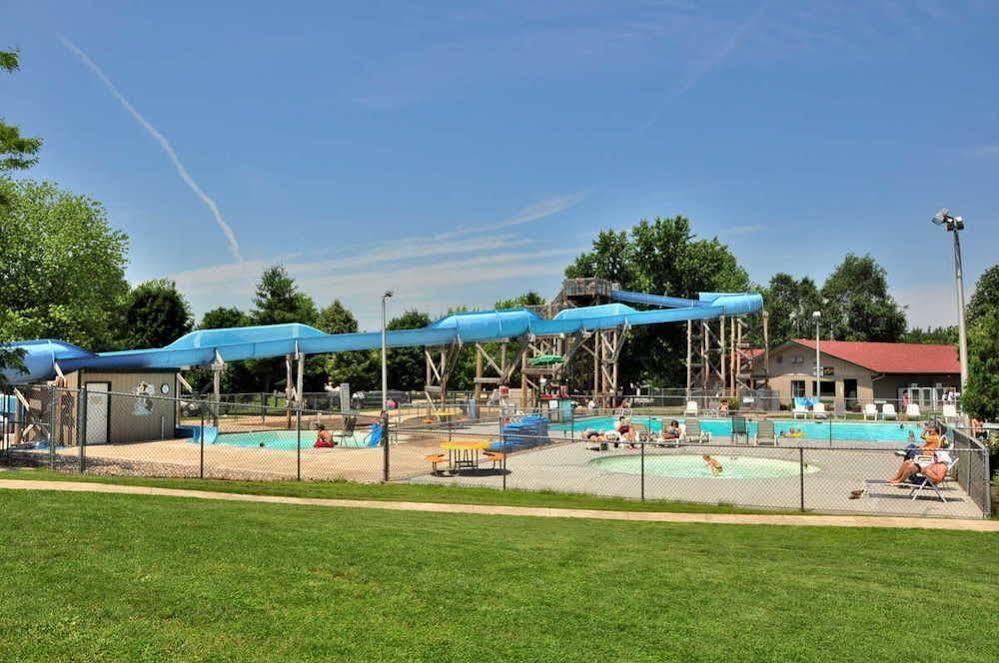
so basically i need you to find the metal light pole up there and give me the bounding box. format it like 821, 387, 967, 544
381, 290, 393, 410
932, 209, 969, 389
381, 290, 393, 482
812, 310, 821, 398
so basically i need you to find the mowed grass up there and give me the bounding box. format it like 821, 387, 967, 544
1, 490, 997, 662
0, 468, 786, 514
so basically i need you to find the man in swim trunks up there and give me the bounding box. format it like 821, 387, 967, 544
888, 449, 950, 486
314, 424, 335, 448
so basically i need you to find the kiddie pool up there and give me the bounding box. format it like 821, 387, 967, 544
590, 454, 820, 480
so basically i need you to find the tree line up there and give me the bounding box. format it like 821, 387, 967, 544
2, 47, 996, 419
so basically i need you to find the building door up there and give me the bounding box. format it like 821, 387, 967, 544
85, 382, 111, 445
843, 379, 858, 409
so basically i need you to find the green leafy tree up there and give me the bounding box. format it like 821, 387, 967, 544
763, 273, 822, 346
316, 300, 378, 391
247, 266, 318, 392
566, 216, 751, 387
386, 310, 432, 391
960, 311, 999, 421
820, 254, 907, 342
122, 279, 193, 349
1, 49, 42, 177
187, 307, 253, 395
902, 326, 958, 345
0, 179, 129, 351
495, 291, 545, 310
200, 306, 251, 330
966, 264, 999, 326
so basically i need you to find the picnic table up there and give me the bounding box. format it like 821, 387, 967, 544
440, 439, 491, 472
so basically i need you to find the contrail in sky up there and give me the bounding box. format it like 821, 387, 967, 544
60, 37, 243, 262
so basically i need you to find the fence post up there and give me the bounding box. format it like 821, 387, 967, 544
640, 438, 646, 502
828, 418, 832, 448
79, 386, 87, 474
296, 407, 302, 481
382, 410, 390, 483
501, 416, 507, 491
799, 446, 805, 512
199, 407, 205, 479
48, 386, 56, 469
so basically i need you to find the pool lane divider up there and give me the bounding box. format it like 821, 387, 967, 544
1, 479, 997, 532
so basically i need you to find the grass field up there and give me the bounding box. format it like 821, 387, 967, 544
0, 468, 786, 514
1, 487, 997, 662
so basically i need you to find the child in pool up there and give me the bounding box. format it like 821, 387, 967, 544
702, 454, 723, 475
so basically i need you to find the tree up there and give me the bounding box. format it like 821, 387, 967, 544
820, 254, 906, 342
565, 216, 751, 387
902, 326, 958, 345
251, 265, 318, 326
495, 291, 545, 310
185, 307, 254, 395
386, 310, 432, 391
121, 279, 193, 349
762, 273, 822, 347
961, 266, 999, 421
0, 179, 129, 351
960, 311, 999, 421
316, 300, 378, 391
200, 306, 251, 330
247, 266, 318, 392
966, 264, 999, 326
1, 49, 42, 176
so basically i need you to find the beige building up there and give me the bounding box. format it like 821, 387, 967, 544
57, 369, 179, 444
762, 339, 960, 410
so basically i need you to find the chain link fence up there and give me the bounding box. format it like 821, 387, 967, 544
2, 385, 989, 519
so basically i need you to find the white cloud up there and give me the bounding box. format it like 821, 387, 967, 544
60, 37, 243, 262
966, 144, 999, 157
436, 193, 585, 239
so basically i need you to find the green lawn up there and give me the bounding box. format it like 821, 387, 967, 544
1, 489, 996, 662
0, 468, 787, 514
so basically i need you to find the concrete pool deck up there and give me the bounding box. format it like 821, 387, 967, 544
406, 440, 986, 519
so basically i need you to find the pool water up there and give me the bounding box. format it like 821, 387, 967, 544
590, 454, 820, 480
558, 416, 923, 442
193, 430, 375, 450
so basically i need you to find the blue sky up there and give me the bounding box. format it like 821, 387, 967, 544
4, 0, 998, 330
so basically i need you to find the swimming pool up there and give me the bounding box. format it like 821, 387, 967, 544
192, 430, 376, 450
558, 416, 922, 442
590, 453, 819, 479
590, 454, 820, 479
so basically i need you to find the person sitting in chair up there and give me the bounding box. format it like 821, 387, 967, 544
660, 420, 682, 445
896, 422, 942, 459
888, 450, 950, 486
314, 424, 336, 448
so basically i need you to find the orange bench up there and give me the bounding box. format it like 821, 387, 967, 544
425, 453, 449, 475
482, 450, 506, 468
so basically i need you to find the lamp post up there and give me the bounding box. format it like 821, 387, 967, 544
381, 290, 393, 482
932, 209, 969, 389
381, 291, 393, 409
812, 310, 821, 398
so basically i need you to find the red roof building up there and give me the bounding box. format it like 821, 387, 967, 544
763, 339, 960, 408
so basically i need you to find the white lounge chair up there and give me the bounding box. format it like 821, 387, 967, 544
792, 401, 809, 419
813, 402, 829, 419
905, 455, 959, 503
683, 418, 710, 444
942, 404, 958, 423
863, 403, 878, 420
684, 401, 698, 417
905, 403, 921, 419
881, 403, 897, 420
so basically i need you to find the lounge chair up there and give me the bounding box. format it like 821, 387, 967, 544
905, 403, 921, 420
904, 456, 959, 503
942, 404, 958, 423
335, 415, 358, 442
730, 416, 749, 445
881, 403, 897, 420
813, 402, 829, 420
863, 403, 878, 420
834, 401, 846, 419
792, 398, 809, 419
756, 419, 777, 446
683, 418, 710, 444
684, 401, 698, 417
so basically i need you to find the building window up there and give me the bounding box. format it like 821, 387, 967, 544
791, 380, 806, 398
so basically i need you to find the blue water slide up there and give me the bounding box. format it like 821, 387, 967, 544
2, 289, 763, 384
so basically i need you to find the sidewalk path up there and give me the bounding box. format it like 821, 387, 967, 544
2, 479, 997, 532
